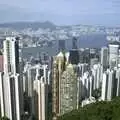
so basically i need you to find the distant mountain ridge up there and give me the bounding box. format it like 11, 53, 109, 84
0, 21, 56, 30
0, 4, 56, 30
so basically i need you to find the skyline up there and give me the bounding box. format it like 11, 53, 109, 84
0, 8, 120, 119
0, 0, 120, 26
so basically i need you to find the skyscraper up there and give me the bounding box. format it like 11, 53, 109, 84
60, 64, 78, 115
101, 69, 117, 101
2, 73, 23, 120
3, 37, 19, 74
58, 40, 66, 52
69, 37, 79, 65
92, 64, 102, 90
52, 52, 66, 120
106, 70, 114, 101
72, 37, 78, 49
116, 68, 120, 96
0, 54, 3, 72
1, 37, 23, 120
69, 37, 80, 64
101, 73, 108, 101
101, 47, 109, 70
79, 72, 93, 99
109, 44, 119, 68
69, 49, 79, 65
24, 63, 49, 97
78, 63, 89, 77
33, 79, 48, 120
23, 63, 50, 116
0, 72, 5, 117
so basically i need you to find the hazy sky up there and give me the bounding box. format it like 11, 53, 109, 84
0, 0, 120, 25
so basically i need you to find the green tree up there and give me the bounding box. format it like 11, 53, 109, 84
59, 97, 120, 120
0, 116, 10, 120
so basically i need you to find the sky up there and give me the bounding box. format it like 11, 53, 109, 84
0, 0, 120, 26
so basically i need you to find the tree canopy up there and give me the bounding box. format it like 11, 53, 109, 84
0, 116, 10, 120
59, 97, 120, 120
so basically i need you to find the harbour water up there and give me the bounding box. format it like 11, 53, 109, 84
22, 34, 108, 59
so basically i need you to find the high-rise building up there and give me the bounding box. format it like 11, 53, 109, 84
0, 72, 5, 117
101, 73, 108, 101
52, 52, 66, 120
101, 47, 109, 70
27, 67, 36, 97
33, 79, 48, 120
23, 63, 49, 116
69, 49, 79, 65
79, 72, 93, 100
115, 68, 120, 96
92, 64, 102, 90
78, 63, 89, 77
0, 54, 3, 72
118, 49, 120, 66
69, 37, 79, 65
72, 37, 78, 49
58, 40, 66, 52
101, 69, 117, 101
106, 70, 114, 101
2, 73, 23, 120
24, 63, 49, 96
26, 66, 36, 115
43, 65, 49, 84
109, 44, 119, 68
3, 37, 19, 74
1, 37, 23, 120
60, 64, 78, 115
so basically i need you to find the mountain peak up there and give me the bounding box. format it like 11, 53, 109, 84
0, 21, 56, 30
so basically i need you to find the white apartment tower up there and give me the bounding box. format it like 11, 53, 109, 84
33, 79, 48, 120
116, 68, 120, 96
92, 64, 102, 90
4, 37, 19, 74
101, 69, 117, 101
0, 37, 23, 120
79, 72, 94, 100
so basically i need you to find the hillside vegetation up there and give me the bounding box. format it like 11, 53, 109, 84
59, 97, 120, 120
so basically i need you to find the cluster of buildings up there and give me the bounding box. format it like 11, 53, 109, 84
52, 38, 120, 119
1, 35, 120, 120
0, 24, 120, 49
0, 37, 51, 120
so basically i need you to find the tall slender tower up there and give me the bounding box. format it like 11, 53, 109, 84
101, 69, 117, 101
58, 40, 66, 52
4, 37, 19, 74
101, 47, 109, 71
72, 37, 78, 49
116, 68, 120, 96
0, 72, 5, 117
69, 37, 79, 65
92, 64, 102, 90
33, 79, 48, 120
52, 52, 66, 120
1, 37, 23, 120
